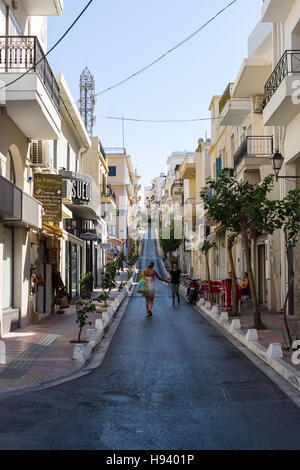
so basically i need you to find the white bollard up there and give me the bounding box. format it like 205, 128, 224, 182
0, 341, 6, 365
95, 319, 104, 332
292, 340, 300, 350
220, 312, 229, 322
73, 344, 86, 362
267, 343, 283, 360
246, 329, 258, 343
204, 301, 211, 310
102, 312, 109, 326
211, 305, 219, 315
107, 306, 114, 317
86, 329, 99, 342
198, 298, 205, 306
231, 319, 241, 331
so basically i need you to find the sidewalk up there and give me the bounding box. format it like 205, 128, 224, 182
229, 302, 300, 372
0, 270, 130, 392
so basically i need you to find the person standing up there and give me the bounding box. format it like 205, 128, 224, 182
168, 263, 181, 306
141, 261, 166, 317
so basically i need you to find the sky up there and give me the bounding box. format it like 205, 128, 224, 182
48, 0, 263, 195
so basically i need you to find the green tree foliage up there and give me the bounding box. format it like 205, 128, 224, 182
275, 189, 300, 346
73, 298, 96, 343
160, 219, 182, 259
200, 174, 278, 328
79, 272, 94, 299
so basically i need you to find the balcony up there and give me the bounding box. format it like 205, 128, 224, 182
262, 0, 295, 23
232, 58, 271, 99
104, 148, 126, 155
101, 183, 117, 206
21, 0, 64, 16
263, 50, 300, 126
234, 136, 273, 171
177, 154, 196, 179
0, 176, 42, 228
0, 36, 61, 139
219, 83, 234, 115
172, 179, 184, 195
219, 97, 252, 126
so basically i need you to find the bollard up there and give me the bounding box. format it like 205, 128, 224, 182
0, 341, 6, 365
246, 329, 258, 342
231, 319, 241, 331
102, 312, 109, 326
220, 312, 229, 322
95, 319, 104, 332
211, 305, 219, 315
267, 343, 283, 359
73, 344, 86, 362
204, 301, 211, 310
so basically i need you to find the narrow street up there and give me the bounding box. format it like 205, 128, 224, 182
0, 238, 299, 450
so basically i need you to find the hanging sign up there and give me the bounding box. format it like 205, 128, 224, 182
34, 174, 62, 223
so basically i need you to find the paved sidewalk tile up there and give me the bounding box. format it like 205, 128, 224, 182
0, 271, 130, 391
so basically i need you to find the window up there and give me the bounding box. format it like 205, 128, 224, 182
6, 151, 15, 184
8, 8, 21, 35
108, 166, 116, 177
216, 156, 222, 180
53, 140, 57, 170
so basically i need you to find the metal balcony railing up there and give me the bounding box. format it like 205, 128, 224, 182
234, 136, 273, 169
0, 36, 60, 112
101, 183, 116, 203
265, 50, 300, 104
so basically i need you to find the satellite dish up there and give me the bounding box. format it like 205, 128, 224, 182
198, 138, 204, 144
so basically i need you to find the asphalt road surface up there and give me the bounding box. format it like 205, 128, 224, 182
0, 238, 300, 450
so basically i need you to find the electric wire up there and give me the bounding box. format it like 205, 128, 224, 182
96, 0, 240, 96
0, 0, 95, 91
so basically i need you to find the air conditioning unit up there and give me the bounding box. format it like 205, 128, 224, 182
253, 96, 264, 113
31, 141, 51, 168
62, 179, 73, 204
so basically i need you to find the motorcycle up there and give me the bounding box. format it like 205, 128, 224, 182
187, 278, 200, 305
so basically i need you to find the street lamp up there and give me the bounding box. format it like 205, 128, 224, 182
271, 151, 300, 182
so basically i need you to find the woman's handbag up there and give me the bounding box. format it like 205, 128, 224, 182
136, 271, 148, 294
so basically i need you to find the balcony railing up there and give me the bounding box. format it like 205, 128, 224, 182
104, 148, 126, 155
219, 82, 234, 115
101, 183, 116, 203
0, 36, 60, 112
265, 50, 300, 104
234, 136, 273, 169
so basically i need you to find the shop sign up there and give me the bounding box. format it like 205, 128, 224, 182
34, 174, 62, 222
72, 180, 91, 202
100, 243, 112, 250
80, 229, 98, 241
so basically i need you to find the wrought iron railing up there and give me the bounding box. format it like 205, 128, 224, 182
0, 36, 60, 111
265, 50, 300, 104
234, 136, 273, 169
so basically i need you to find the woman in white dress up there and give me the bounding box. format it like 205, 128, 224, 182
141, 261, 165, 317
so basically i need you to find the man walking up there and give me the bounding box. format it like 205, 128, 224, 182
169, 263, 181, 306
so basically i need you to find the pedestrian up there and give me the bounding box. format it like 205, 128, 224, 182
240, 272, 250, 295
141, 261, 165, 317
168, 263, 181, 306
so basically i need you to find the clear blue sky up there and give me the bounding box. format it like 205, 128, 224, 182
48, 0, 262, 193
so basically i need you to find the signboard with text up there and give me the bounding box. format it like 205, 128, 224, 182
34, 174, 62, 223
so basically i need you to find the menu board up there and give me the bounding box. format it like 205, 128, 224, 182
34, 174, 62, 223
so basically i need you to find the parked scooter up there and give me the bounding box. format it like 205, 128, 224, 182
187, 278, 200, 305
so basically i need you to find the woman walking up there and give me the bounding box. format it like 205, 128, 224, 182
141, 261, 165, 317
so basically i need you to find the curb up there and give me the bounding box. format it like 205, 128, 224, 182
157, 253, 300, 394
0, 267, 138, 397
191, 296, 300, 393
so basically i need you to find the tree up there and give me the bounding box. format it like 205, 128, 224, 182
100, 262, 117, 307
276, 189, 300, 347
199, 240, 214, 302
73, 298, 96, 343
160, 219, 182, 259
115, 251, 125, 272
79, 272, 94, 299
200, 174, 278, 329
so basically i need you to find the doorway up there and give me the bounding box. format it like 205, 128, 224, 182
258, 244, 266, 304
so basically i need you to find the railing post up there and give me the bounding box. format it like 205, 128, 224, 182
33, 36, 37, 72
